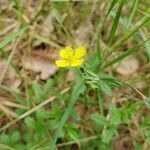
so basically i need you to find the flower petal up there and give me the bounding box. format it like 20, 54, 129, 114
59, 46, 74, 59
75, 46, 86, 59
55, 59, 69, 67
71, 58, 84, 67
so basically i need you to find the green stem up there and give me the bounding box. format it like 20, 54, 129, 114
96, 88, 104, 116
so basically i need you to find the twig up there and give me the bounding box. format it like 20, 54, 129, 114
36, 135, 100, 150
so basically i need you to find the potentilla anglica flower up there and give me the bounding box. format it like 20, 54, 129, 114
55, 45, 86, 67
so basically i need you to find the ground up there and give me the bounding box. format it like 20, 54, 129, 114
0, 0, 150, 150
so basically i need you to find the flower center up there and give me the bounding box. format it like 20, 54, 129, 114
65, 56, 76, 65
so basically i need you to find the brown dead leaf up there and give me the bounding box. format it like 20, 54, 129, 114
73, 18, 93, 45
22, 55, 58, 80
134, 81, 146, 90
31, 47, 59, 61
66, 70, 75, 82
0, 58, 21, 90
116, 57, 139, 75
112, 136, 134, 150
0, 96, 27, 120
74, 103, 87, 118
41, 14, 54, 36
0, 104, 19, 119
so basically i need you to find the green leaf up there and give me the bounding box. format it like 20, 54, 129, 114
96, 38, 102, 65
51, 8, 62, 23
0, 26, 27, 50
32, 83, 43, 102
24, 117, 36, 129
23, 132, 33, 143
141, 116, 150, 142
107, 0, 126, 47
36, 108, 49, 120
81, 66, 99, 89
106, 0, 118, 19
109, 104, 121, 126
50, 77, 86, 149
0, 134, 10, 144
42, 79, 54, 98
68, 128, 79, 140
127, 0, 139, 27
90, 114, 109, 126
99, 81, 112, 96
113, 15, 150, 48
134, 143, 142, 150
120, 101, 140, 123
144, 97, 150, 109
140, 31, 150, 61
99, 73, 123, 88
87, 52, 100, 68
27, 84, 34, 108
102, 127, 116, 143
13, 0, 26, 25
103, 48, 138, 68
10, 130, 20, 144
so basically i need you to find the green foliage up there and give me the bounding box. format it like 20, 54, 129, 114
103, 48, 138, 68
80, 65, 123, 94
90, 101, 140, 144
50, 76, 86, 149
140, 116, 150, 143
28, 79, 54, 104
24, 108, 52, 142
0, 0, 149, 149
107, 0, 126, 47
64, 123, 80, 140
0, 130, 21, 149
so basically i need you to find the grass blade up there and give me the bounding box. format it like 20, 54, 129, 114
109, 10, 150, 61
140, 31, 150, 61
96, 0, 118, 64
0, 26, 28, 50
50, 78, 86, 150
29, 32, 61, 49
113, 15, 150, 49
103, 48, 138, 68
107, 0, 125, 47
127, 0, 139, 28
106, 0, 118, 19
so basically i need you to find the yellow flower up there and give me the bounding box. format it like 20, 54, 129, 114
55, 45, 86, 67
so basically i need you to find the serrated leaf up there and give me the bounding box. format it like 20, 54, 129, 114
99, 81, 112, 96
0, 134, 10, 144
102, 127, 116, 143
42, 79, 53, 98
109, 104, 121, 126
90, 114, 109, 127
50, 76, 86, 149
32, 83, 43, 102
24, 117, 36, 129
10, 130, 20, 144
68, 129, 79, 140
36, 108, 49, 121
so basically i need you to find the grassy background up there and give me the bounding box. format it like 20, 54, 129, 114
0, 0, 150, 149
